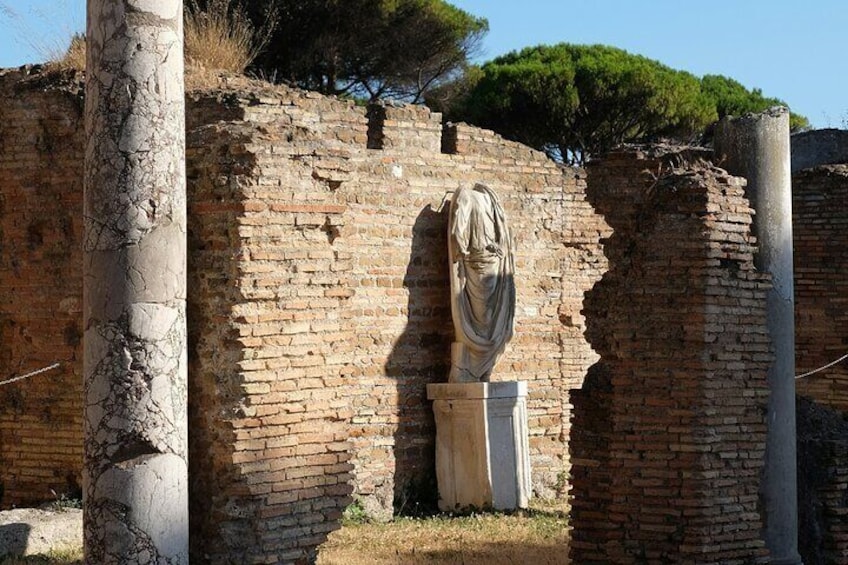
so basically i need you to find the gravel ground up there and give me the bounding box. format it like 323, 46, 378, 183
0, 508, 82, 558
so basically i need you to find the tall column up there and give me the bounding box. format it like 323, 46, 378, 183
715, 108, 801, 565
84, 1, 187, 563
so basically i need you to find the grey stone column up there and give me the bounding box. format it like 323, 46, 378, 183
715, 108, 801, 565
83, 1, 188, 563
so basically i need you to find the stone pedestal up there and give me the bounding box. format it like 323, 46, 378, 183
427, 382, 531, 512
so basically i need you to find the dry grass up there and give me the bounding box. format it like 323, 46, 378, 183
0, 503, 569, 564
317, 503, 571, 565
1, 0, 275, 76
184, 0, 275, 75
52, 33, 85, 71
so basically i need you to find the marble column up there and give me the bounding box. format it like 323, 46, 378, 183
83, 1, 188, 562
715, 108, 801, 565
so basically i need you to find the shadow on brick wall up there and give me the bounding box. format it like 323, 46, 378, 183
797, 395, 848, 565
386, 205, 452, 516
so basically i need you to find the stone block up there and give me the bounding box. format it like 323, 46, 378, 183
426, 382, 531, 511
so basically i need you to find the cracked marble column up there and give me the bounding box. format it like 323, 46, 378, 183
715, 108, 801, 565
83, 1, 188, 563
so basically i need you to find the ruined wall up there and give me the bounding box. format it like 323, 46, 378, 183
0, 69, 607, 561
185, 88, 366, 563
793, 165, 848, 411
797, 397, 848, 565
570, 148, 771, 564
181, 86, 606, 562
10, 67, 848, 565
792, 163, 848, 564
0, 70, 84, 507
341, 110, 607, 513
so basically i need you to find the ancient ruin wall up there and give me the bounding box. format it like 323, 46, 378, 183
792, 163, 848, 565
183, 87, 607, 560
184, 88, 367, 562
0, 70, 608, 562
793, 165, 848, 412
0, 70, 85, 507
796, 396, 848, 565
341, 109, 608, 512
570, 148, 771, 563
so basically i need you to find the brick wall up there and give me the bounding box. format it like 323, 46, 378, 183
340, 114, 608, 513
797, 396, 848, 565
0, 69, 85, 507
793, 165, 848, 411
570, 148, 771, 563
8, 69, 845, 565
0, 69, 607, 562
185, 87, 366, 562
792, 164, 848, 565
180, 87, 607, 562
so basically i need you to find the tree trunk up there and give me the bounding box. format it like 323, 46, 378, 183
83, 1, 188, 562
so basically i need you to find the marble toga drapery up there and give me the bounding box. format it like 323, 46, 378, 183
448, 183, 515, 382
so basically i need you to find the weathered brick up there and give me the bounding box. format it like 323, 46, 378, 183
569, 148, 770, 563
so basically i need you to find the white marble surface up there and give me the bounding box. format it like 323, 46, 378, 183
428, 382, 530, 511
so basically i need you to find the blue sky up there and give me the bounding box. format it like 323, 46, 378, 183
1, 0, 845, 128
450, 0, 847, 128
0, 1, 85, 67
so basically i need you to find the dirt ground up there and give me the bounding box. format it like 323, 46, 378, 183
0, 504, 569, 565
0, 508, 82, 563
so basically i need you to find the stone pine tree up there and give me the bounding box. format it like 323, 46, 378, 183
83, 1, 188, 562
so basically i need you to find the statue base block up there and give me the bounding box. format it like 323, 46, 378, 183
426, 381, 531, 512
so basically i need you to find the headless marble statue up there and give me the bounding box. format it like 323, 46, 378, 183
448, 183, 515, 382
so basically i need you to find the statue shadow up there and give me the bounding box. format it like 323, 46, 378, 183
385, 204, 453, 516
0, 523, 31, 557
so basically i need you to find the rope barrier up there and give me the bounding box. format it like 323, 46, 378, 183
795, 353, 848, 380
0, 353, 843, 385
0, 363, 61, 387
